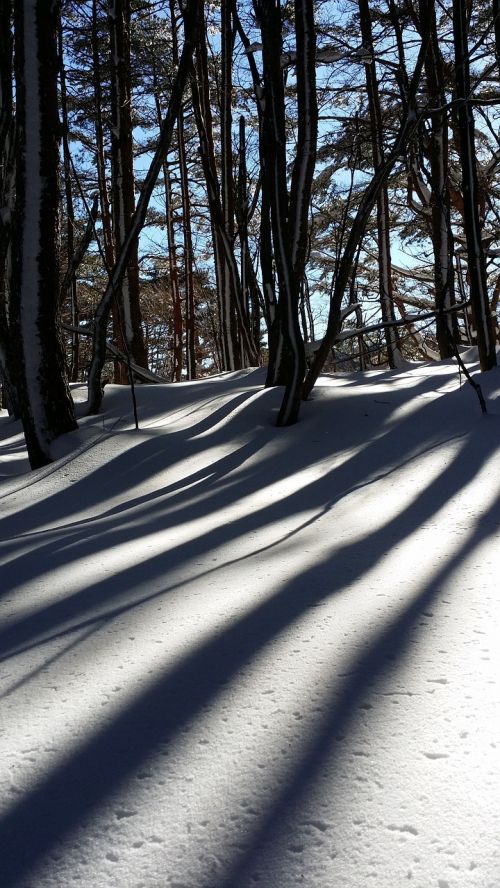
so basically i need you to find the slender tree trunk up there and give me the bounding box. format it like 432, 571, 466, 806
494, 0, 500, 77
0, 0, 18, 413
87, 0, 200, 414
359, 0, 400, 367
303, 10, 432, 399
256, 0, 317, 425
453, 0, 496, 370
169, 0, 196, 379
233, 5, 277, 373
220, 1, 241, 363
237, 115, 261, 358
178, 109, 197, 379
91, 0, 114, 270
414, 0, 457, 358
108, 0, 148, 381
191, 5, 236, 369
153, 83, 183, 382
10, 0, 77, 468
58, 15, 80, 381
190, 4, 257, 370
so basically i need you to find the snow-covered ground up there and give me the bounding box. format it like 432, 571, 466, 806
1, 358, 499, 888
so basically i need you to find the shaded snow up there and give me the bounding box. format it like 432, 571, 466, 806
1, 360, 499, 887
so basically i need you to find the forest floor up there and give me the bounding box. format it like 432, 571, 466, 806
0, 355, 499, 888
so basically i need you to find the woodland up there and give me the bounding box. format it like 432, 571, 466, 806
1, 0, 500, 468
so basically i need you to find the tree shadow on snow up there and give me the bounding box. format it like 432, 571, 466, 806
0, 385, 498, 885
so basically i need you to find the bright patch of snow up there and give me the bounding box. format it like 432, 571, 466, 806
1, 361, 499, 887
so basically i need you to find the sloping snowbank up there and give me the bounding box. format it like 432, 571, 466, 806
1, 360, 499, 888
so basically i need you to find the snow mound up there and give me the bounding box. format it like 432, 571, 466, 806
1, 361, 499, 888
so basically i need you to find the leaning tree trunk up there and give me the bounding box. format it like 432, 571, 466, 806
453, 0, 496, 370
303, 7, 433, 399
10, 0, 77, 468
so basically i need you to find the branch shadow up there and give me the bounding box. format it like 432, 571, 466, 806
0, 405, 498, 886
0, 370, 475, 666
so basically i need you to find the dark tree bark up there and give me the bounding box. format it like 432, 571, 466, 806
220, 0, 240, 363
169, 0, 196, 379
58, 13, 80, 381
87, 0, 201, 414
237, 115, 261, 358
303, 7, 433, 399
91, 0, 114, 271
0, 0, 18, 413
190, 3, 257, 370
494, 0, 500, 78
108, 0, 148, 381
255, 0, 317, 425
233, 7, 277, 373
452, 0, 496, 370
10, 0, 77, 468
359, 0, 401, 368
153, 77, 183, 382
177, 108, 197, 379
406, 0, 458, 358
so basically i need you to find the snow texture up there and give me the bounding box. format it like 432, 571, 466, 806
1, 358, 499, 887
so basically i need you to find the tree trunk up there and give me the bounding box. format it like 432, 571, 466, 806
453, 0, 496, 370
494, 0, 500, 78
153, 82, 183, 382
178, 108, 197, 379
0, 0, 18, 413
303, 10, 432, 399
256, 0, 317, 425
91, 0, 114, 271
10, 0, 77, 468
237, 115, 261, 359
359, 0, 401, 368
108, 0, 148, 382
87, 0, 200, 414
170, 0, 196, 379
415, 0, 457, 358
58, 14, 80, 381
190, 4, 257, 370
233, 5, 277, 376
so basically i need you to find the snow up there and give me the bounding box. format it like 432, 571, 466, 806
1, 359, 499, 888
